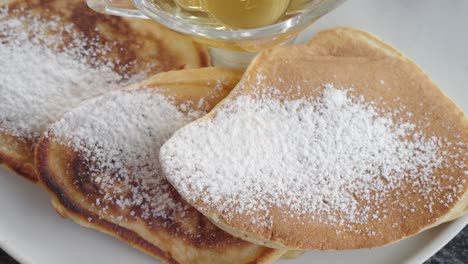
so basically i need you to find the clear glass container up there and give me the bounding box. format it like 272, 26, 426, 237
87, 0, 347, 69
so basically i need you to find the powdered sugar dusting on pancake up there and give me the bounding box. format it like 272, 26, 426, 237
50, 89, 205, 221
161, 83, 466, 233
0, 7, 151, 139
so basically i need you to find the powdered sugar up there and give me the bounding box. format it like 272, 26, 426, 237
0, 7, 148, 139
50, 89, 205, 220
160, 84, 457, 228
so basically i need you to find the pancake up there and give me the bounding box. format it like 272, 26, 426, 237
35, 67, 285, 264
160, 28, 468, 250
0, 0, 209, 182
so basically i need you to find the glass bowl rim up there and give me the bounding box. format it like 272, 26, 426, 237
133, 0, 347, 40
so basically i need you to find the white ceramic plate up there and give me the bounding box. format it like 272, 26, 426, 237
1, 0, 467, 263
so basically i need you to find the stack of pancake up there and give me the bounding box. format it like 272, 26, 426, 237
0, 0, 209, 181
1, 1, 466, 263
0, 1, 283, 263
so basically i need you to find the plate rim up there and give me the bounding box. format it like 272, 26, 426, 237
404, 216, 468, 264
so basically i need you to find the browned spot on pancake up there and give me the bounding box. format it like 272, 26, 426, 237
72, 155, 99, 196
70, 3, 137, 73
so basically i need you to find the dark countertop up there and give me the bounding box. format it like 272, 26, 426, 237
1, 226, 466, 264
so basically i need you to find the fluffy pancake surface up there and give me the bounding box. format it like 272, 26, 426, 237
35, 68, 284, 264
0, 0, 209, 181
160, 28, 468, 250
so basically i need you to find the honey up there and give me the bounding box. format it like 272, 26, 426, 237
148, 0, 317, 51
202, 0, 291, 29
154, 0, 313, 29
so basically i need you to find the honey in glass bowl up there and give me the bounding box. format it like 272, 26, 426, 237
87, 0, 346, 68
160, 0, 317, 29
